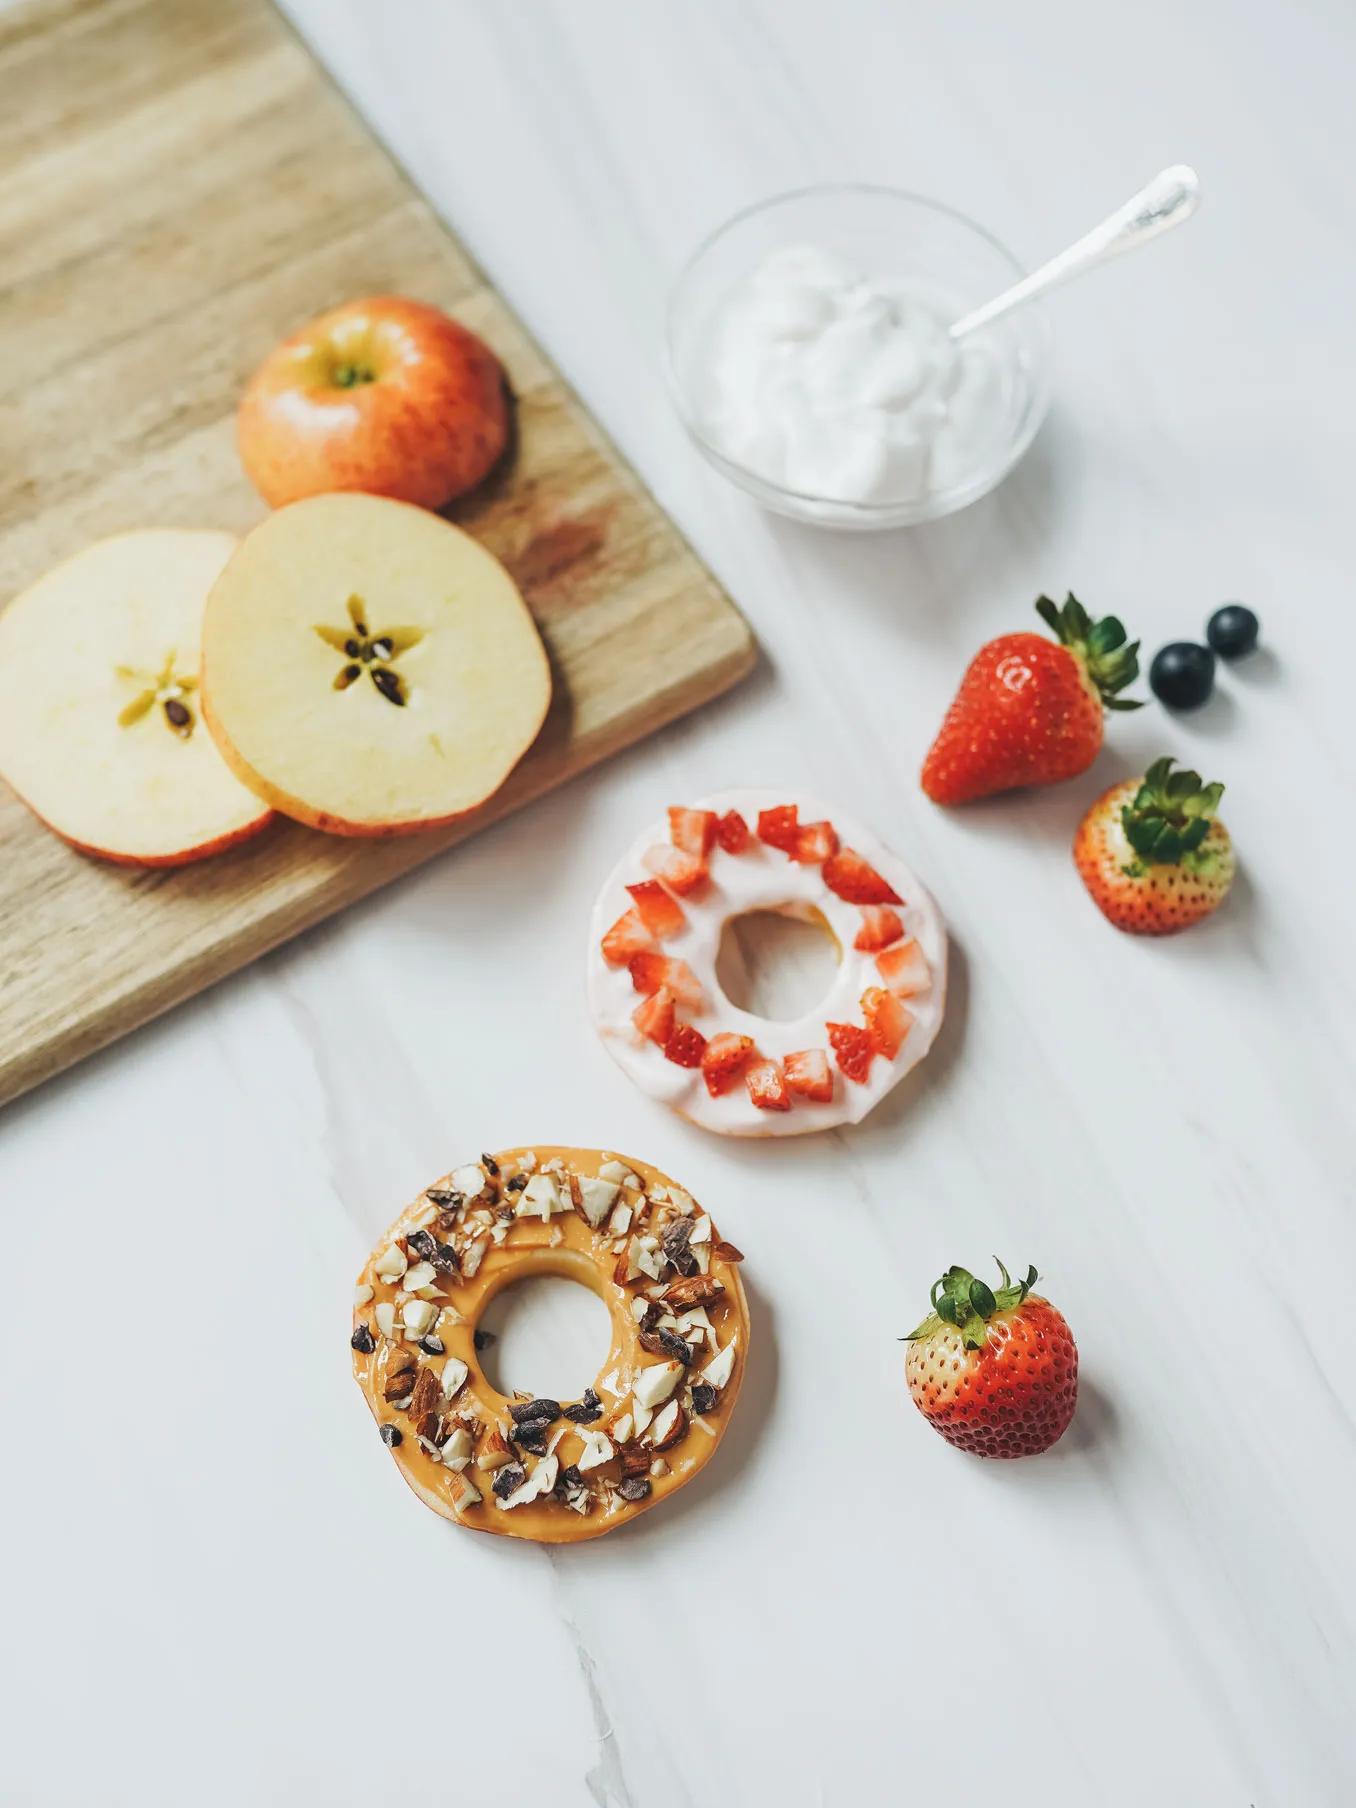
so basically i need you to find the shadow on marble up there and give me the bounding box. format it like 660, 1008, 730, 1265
1225, 644, 1282, 690
970, 1375, 1122, 1506
755, 425, 1061, 650
846, 931, 971, 1151
1167, 682, 1238, 740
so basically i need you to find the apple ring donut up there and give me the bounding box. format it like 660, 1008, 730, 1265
351, 1147, 749, 1542
587, 790, 947, 1136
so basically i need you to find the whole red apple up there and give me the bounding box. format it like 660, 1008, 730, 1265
236, 296, 510, 511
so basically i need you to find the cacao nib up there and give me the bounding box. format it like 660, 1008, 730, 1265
473, 1329, 497, 1352
426, 1188, 463, 1209
406, 1228, 459, 1275
481, 1152, 500, 1176
639, 1328, 693, 1365
417, 1335, 444, 1356
509, 1398, 560, 1426
690, 1384, 718, 1415
492, 1463, 526, 1500
350, 1323, 376, 1354
380, 1424, 402, 1448
617, 1476, 651, 1502
506, 1174, 528, 1193
563, 1388, 602, 1423
511, 1421, 549, 1455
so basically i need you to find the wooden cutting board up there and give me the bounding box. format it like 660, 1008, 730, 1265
0, 0, 754, 1109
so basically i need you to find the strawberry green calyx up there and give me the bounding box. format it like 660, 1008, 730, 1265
1121, 757, 1225, 873
904, 1259, 1039, 1351
1034, 592, 1143, 712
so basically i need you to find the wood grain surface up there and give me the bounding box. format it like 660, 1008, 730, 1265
0, 0, 754, 1108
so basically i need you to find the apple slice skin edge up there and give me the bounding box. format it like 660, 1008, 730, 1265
199, 683, 527, 839
28, 798, 275, 868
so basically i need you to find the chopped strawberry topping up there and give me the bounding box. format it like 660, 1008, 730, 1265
668, 806, 718, 857
823, 848, 902, 905
628, 951, 703, 1009
824, 846, 896, 904
715, 809, 751, 853
792, 819, 839, 864
875, 937, 930, 996
632, 986, 676, 1047
626, 879, 686, 939
642, 845, 708, 895
601, 907, 656, 967
827, 1021, 875, 1084
746, 1058, 791, 1112
700, 1031, 755, 1097
783, 1048, 834, 1103
861, 986, 911, 1059
853, 905, 905, 952
664, 1023, 707, 1067
757, 804, 800, 854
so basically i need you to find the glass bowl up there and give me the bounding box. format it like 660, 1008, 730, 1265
664, 184, 1052, 530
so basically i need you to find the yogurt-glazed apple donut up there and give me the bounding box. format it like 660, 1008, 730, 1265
351, 1147, 749, 1542
588, 791, 947, 1136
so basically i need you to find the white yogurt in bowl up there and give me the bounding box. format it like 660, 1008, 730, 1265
697, 244, 1006, 510
665, 185, 1051, 529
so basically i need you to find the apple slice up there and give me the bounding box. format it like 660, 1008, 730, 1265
0, 530, 274, 866
200, 492, 551, 836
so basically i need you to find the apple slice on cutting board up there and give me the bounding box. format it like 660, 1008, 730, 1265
200, 492, 552, 836
0, 530, 274, 866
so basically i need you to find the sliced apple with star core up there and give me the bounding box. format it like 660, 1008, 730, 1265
200, 492, 552, 836
0, 530, 274, 865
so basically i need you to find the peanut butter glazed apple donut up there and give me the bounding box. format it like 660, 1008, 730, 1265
351, 1148, 749, 1542
587, 790, 947, 1135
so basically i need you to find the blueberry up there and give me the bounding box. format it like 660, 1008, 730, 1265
1149, 641, 1215, 710
1206, 604, 1259, 660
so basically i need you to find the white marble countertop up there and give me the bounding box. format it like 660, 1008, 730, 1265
3, 2, 1354, 1803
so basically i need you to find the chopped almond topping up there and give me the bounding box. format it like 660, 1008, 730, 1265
409, 1366, 441, 1420
478, 1425, 515, 1470
382, 1349, 417, 1403
664, 1273, 725, 1311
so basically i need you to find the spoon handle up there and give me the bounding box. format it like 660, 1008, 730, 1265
949, 164, 1201, 340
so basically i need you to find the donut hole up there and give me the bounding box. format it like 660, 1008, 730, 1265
715, 905, 841, 1022
476, 1275, 613, 1402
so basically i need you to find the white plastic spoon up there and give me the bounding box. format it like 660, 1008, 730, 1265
949, 164, 1201, 340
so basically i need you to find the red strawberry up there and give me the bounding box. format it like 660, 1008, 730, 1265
601, 908, 655, 967
823, 848, 901, 905
904, 1262, 1078, 1458
861, 986, 911, 1059
757, 804, 800, 854
827, 1021, 874, 1084
626, 879, 686, 939
664, 1023, 706, 1067
875, 937, 930, 996
629, 952, 703, 1009
700, 1031, 755, 1097
745, 1057, 791, 1112
853, 905, 905, 952
632, 986, 675, 1046
792, 819, 839, 864
642, 845, 707, 894
668, 806, 717, 857
921, 593, 1142, 805
1074, 757, 1235, 936
783, 1048, 833, 1103
715, 809, 751, 854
